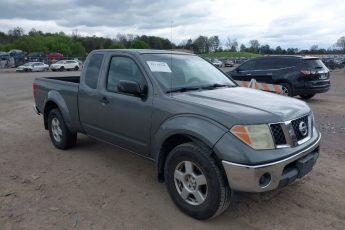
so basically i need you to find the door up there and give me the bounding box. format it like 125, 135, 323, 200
250, 58, 275, 83
231, 59, 257, 81
79, 53, 105, 137
80, 54, 152, 156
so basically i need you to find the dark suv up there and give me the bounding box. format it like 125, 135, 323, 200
227, 56, 330, 99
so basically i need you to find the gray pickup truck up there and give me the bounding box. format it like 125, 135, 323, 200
33, 49, 321, 220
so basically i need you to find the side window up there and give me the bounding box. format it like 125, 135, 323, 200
107, 56, 143, 93
255, 59, 273, 70
240, 60, 256, 71
84, 54, 103, 89
272, 59, 297, 69
284, 59, 298, 68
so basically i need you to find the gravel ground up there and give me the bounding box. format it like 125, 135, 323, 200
0, 69, 344, 230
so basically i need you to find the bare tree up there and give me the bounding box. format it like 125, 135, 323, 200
225, 37, 238, 51
310, 44, 319, 51
225, 37, 232, 50
249, 40, 260, 52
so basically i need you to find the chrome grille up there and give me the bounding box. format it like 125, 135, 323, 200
270, 114, 312, 148
291, 115, 309, 141
270, 124, 286, 145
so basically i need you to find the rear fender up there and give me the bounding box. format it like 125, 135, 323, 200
44, 90, 76, 132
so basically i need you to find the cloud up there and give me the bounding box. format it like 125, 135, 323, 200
0, 0, 344, 49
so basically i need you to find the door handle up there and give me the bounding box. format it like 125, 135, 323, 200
246, 73, 252, 76
99, 96, 110, 104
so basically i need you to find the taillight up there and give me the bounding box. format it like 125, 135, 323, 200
300, 70, 316, 76
33, 82, 36, 98
300, 70, 311, 75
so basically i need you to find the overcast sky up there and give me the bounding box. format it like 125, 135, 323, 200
0, 0, 344, 49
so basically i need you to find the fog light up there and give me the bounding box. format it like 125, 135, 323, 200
259, 173, 271, 188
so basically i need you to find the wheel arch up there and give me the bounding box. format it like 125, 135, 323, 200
43, 91, 76, 132
153, 115, 228, 182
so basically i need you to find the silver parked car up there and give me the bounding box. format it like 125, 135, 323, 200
16, 62, 49, 72
50, 60, 81, 71
211, 58, 223, 67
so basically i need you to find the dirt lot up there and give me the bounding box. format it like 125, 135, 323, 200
0, 69, 344, 230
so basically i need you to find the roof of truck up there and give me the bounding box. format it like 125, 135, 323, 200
92, 49, 195, 55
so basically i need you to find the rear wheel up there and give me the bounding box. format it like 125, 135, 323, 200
48, 109, 77, 150
300, 94, 315, 100
59, 66, 65, 71
164, 142, 231, 220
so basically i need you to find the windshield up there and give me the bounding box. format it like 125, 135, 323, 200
142, 54, 235, 92
23, 63, 33, 66
55, 60, 64, 64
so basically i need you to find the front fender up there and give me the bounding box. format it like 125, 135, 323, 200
44, 90, 76, 132
152, 114, 228, 160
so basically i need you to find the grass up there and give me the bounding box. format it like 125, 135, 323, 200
200, 51, 261, 58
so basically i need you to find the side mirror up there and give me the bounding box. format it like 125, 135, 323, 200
236, 68, 242, 72
117, 80, 143, 97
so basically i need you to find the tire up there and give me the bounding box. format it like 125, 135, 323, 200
164, 142, 231, 220
300, 94, 315, 100
59, 66, 65, 71
280, 83, 293, 97
74, 66, 79, 71
48, 109, 77, 150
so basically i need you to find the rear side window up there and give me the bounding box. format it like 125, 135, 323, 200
272, 58, 298, 69
304, 59, 326, 69
85, 54, 103, 89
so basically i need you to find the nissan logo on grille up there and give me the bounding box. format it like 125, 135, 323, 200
298, 121, 308, 137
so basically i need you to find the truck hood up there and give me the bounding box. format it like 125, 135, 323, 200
172, 87, 310, 126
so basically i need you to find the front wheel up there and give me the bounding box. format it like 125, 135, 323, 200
280, 83, 293, 96
300, 94, 315, 100
48, 109, 77, 149
164, 143, 231, 220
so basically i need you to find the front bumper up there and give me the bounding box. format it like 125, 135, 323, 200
222, 134, 321, 192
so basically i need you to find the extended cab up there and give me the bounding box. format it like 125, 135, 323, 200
33, 49, 321, 220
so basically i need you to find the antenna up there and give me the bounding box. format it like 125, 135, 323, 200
170, 20, 173, 97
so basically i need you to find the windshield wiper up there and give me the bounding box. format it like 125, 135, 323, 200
166, 86, 201, 93
201, 83, 233, 90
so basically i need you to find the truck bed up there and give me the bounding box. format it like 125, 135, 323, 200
42, 76, 80, 84
34, 75, 81, 132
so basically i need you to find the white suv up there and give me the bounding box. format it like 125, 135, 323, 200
50, 60, 81, 71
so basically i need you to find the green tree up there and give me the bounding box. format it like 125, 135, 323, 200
240, 44, 246, 52
193, 36, 209, 53
109, 42, 125, 49
131, 39, 149, 49
249, 40, 260, 53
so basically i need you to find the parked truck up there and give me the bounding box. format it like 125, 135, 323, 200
33, 49, 321, 220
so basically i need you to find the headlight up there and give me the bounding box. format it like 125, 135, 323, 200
230, 124, 274, 150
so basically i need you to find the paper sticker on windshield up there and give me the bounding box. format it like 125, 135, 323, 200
146, 61, 172, 73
